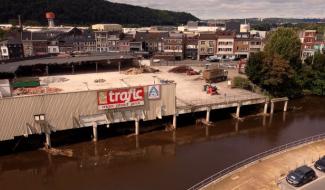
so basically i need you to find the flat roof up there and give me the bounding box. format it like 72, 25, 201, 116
0, 53, 135, 73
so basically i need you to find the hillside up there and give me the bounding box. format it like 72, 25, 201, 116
0, 0, 199, 26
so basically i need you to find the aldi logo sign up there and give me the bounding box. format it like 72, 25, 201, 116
98, 87, 145, 110
148, 85, 161, 100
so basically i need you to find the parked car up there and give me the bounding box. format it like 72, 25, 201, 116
315, 156, 325, 172
286, 165, 317, 187
206, 56, 220, 62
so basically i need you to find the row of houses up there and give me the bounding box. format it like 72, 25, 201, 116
0, 24, 266, 61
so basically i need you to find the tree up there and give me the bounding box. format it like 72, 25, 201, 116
264, 27, 302, 70
246, 28, 303, 97
246, 52, 265, 85
261, 54, 299, 97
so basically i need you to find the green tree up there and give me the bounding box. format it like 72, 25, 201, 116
245, 52, 265, 85
246, 28, 303, 97
264, 27, 302, 70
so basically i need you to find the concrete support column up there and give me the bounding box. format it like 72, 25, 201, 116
206, 108, 211, 122
270, 102, 275, 115
236, 103, 241, 118
71, 64, 75, 74
263, 102, 268, 114
45, 133, 51, 148
284, 101, 288, 112
135, 119, 139, 135
172, 114, 177, 129
92, 122, 98, 142
95, 62, 98, 73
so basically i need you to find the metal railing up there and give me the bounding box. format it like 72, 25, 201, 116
187, 133, 325, 190
177, 94, 265, 109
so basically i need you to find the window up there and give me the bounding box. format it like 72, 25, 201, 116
201, 41, 205, 45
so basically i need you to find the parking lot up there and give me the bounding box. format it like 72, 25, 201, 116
279, 166, 325, 190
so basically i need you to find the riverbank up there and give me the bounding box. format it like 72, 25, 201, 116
203, 139, 325, 190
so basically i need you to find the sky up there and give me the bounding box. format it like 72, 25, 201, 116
109, 0, 325, 19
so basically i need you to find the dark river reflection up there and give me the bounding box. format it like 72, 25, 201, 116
0, 96, 324, 190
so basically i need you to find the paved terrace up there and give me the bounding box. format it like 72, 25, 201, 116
36, 66, 265, 111
203, 140, 325, 190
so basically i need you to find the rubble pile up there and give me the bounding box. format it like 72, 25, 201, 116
42, 77, 69, 84
168, 65, 193, 73
123, 67, 159, 75
14, 87, 62, 95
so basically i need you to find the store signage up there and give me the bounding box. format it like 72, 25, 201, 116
98, 87, 145, 110
148, 85, 161, 100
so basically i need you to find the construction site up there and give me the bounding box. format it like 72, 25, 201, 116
0, 56, 272, 147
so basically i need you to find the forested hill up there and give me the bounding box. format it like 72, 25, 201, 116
0, 0, 199, 26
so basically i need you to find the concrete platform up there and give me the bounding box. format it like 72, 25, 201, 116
38, 66, 266, 113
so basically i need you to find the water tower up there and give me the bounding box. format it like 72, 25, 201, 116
46, 12, 55, 27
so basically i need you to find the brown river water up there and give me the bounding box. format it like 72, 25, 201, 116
0, 96, 324, 190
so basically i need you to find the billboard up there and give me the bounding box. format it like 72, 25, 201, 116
98, 87, 145, 110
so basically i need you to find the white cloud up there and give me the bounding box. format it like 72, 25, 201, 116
109, 0, 325, 19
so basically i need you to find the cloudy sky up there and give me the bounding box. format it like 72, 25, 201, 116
109, 0, 325, 19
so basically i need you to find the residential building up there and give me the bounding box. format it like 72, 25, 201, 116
249, 38, 263, 53
95, 31, 121, 52
216, 31, 235, 59
134, 31, 169, 56
300, 30, 317, 61
0, 37, 24, 60
161, 33, 185, 60
234, 33, 250, 59
197, 32, 216, 60
185, 34, 198, 59
92, 24, 122, 32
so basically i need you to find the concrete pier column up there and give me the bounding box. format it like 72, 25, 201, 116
71, 64, 75, 74
236, 103, 241, 118
284, 101, 288, 112
135, 119, 140, 135
264, 102, 268, 114
172, 114, 177, 129
206, 108, 211, 122
45, 133, 51, 148
270, 102, 275, 115
92, 122, 98, 142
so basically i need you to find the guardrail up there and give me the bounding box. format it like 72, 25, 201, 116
187, 133, 325, 190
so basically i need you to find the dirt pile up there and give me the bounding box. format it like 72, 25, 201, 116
14, 87, 62, 95
168, 66, 193, 73
123, 67, 159, 75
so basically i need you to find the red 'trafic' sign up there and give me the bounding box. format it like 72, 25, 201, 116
98, 87, 145, 110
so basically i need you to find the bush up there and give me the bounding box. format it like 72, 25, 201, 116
232, 76, 252, 91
